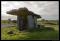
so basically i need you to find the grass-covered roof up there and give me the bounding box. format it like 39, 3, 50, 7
7, 7, 41, 18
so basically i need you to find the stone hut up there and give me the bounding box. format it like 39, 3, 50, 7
7, 7, 41, 31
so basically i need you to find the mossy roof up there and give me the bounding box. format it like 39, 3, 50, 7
7, 7, 41, 18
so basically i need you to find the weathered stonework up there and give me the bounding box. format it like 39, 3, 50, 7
7, 7, 41, 31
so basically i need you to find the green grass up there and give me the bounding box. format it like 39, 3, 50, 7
1, 27, 59, 40
1, 20, 59, 40
1, 20, 9, 24
1, 20, 16, 24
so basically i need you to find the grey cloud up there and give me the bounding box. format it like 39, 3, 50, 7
1, 1, 59, 20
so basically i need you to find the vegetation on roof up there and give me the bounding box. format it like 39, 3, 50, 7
6, 7, 41, 18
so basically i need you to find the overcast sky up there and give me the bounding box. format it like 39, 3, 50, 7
1, 1, 59, 20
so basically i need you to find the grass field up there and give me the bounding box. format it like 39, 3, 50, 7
1, 20, 9, 24
1, 20, 59, 40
